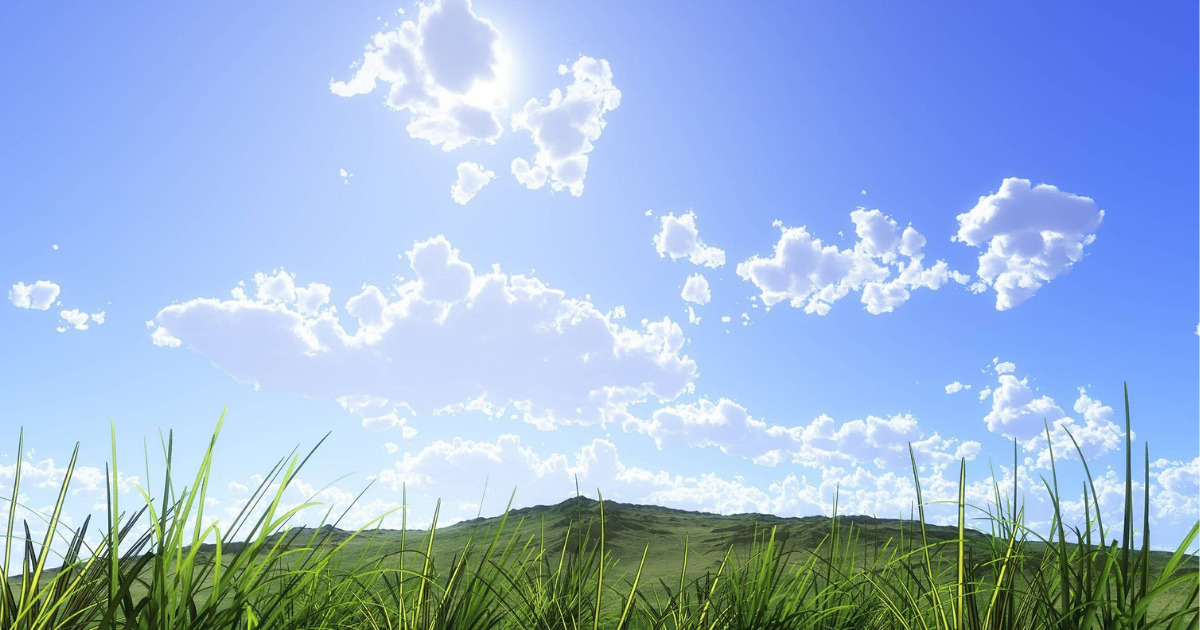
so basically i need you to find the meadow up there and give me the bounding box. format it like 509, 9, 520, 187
3, 389, 1197, 630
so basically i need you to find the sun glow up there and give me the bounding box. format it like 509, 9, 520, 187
464, 46, 515, 109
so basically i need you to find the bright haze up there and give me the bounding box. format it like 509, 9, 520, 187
1, 1, 1196, 549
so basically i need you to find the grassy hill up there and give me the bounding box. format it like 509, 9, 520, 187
238, 496, 996, 586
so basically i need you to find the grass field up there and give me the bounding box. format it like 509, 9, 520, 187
3, 389, 1198, 629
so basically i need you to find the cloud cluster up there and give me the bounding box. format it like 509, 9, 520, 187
151, 236, 696, 431
9, 280, 105, 332
57, 309, 105, 332
0, 454, 137, 496
979, 360, 1124, 468
955, 178, 1103, 310
653, 211, 726, 268
330, 0, 507, 151
510, 56, 621, 197
9, 280, 60, 310
451, 161, 495, 204
1152, 457, 1200, 522
621, 398, 979, 473
374, 431, 985, 525
377, 432, 821, 517
737, 209, 968, 315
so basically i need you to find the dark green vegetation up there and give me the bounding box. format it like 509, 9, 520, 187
3, 388, 1198, 629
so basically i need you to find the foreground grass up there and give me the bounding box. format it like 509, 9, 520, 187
2, 387, 1198, 629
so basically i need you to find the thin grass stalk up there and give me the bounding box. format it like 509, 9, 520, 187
956, 458, 965, 630
1121, 383, 1134, 615
1, 429, 23, 626
909, 443, 950, 630
1043, 421, 1074, 625
1140, 441, 1150, 608
18, 442, 78, 620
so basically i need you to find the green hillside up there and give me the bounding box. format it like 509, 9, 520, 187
208, 495, 1192, 593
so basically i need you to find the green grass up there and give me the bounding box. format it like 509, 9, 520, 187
2, 387, 1198, 629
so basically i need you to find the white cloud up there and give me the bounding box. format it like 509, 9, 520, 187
954, 178, 1103, 310
653, 211, 726, 268
622, 398, 976, 473
945, 381, 970, 394
450, 161, 495, 205
375, 432, 812, 518
680, 273, 711, 305
0, 456, 137, 496
510, 158, 548, 190
91, 311, 106, 325
330, 0, 508, 152
57, 309, 91, 332
337, 394, 418, 436
737, 209, 967, 316
993, 358, 1016, 374
383, 442, 400, 454
1152, 457, 1200, 522
373, 431, 981, 524
150, 236, 697, 430
339, 168, 354, 184
9, 280, 60, 310
980, 361, 1124, 468
220, 475, 404, 532
510, 56, 621, 197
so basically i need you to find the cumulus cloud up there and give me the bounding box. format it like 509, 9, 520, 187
737, 209, 968, 316
653, 211, 726, 268
330, 0, 508, 151
510, 56, 621, 197
378, 433, 811, 518
9, 281, 60, 310
150, 236, 697, 430
680, 273, 711, 305
217, 475, 404, 532
1152, 457, 1200, 522
980, 360, 1124, 468
57, 309, 91, 332
373, 431, 982, 525
621, 398, 978, 473
945, 381, 970, 394
954, 178, 1104, 310
0, 455, 137, 496
9, 279, 103, 331
450, 161, 495, 204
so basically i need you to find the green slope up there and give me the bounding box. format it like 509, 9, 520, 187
207, 495, 1191, 592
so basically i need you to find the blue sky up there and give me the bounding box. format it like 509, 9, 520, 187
1, 1, 1196, 549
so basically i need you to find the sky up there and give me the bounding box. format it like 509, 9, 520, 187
1, 1, 1197, 551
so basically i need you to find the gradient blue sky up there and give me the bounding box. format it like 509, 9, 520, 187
1, 1, 1196, 548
